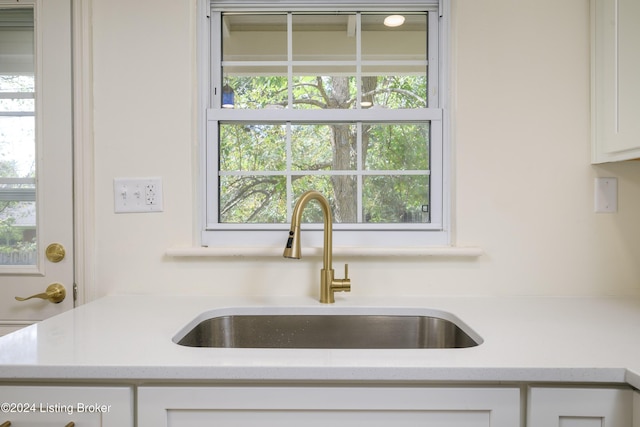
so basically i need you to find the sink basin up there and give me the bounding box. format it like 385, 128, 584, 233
174, 308, 481, 349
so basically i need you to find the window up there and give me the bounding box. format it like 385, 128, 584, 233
202, 1, 449, 248
0, 7, 36, 265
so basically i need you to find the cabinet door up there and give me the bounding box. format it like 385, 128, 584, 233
528, 387, 633, 427
592, 0, 640, 163
138, 386, 520, 427
0, 385, 133, 426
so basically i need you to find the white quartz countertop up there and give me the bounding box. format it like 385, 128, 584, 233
1, 294, 639, 386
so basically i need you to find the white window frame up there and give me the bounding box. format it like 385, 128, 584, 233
198, 0, 450, 248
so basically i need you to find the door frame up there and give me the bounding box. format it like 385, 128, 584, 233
72, 0, 94, 305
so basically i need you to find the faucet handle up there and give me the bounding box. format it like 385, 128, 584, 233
329, 263, 351, 299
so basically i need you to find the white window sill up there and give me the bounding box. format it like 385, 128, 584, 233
165, 246, 483, 258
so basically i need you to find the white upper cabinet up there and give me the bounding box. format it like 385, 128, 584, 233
592, 0, 640, 163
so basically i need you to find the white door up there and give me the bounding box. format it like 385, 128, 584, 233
0, 0, 74, 335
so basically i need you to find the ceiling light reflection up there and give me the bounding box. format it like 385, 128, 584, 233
383, 15, 405, 27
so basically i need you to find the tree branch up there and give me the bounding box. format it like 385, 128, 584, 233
361, 87, 427, 107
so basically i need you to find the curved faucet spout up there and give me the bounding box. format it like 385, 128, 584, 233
283, 190, 351, 303
284, 190, 332, 265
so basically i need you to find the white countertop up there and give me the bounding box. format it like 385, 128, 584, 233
0, 295, 639, 386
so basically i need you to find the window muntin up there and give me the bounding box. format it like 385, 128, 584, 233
205, 4, 446, 247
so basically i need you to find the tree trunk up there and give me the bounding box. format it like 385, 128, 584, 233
328, 77, 357, 223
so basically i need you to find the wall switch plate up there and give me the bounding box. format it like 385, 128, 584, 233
594, 177, 617, 213
114, 177, 163, 213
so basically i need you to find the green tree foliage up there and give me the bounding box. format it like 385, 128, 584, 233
220, 73, 430, 224
0, 75, 36, 258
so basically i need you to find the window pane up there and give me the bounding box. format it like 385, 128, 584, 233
361, 70, 427, 109
222, 67, 288, 109
0, 200, 36, 265
0, 75, 34, 92
363, 175, 430, 223
292, 71, 357, 110
361, 13, 427, 60
221, 13, 288, 109
222, 14, 287, 61
292, 175, 357, 224
0, 97, 33, 112
219, 175, 286, 223
0, 7, 37, 266
0, 112, 36, 266
292, 123, 356, 171
219, 123, 286, 171
365, 123, 429, 170
361, 13, 427, 109
292, 14, 356, 61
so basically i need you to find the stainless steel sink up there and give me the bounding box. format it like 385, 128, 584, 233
174, 311, 481, 349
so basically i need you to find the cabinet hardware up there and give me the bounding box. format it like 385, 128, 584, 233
65, 422, 75, 427
0, 421, 11, 427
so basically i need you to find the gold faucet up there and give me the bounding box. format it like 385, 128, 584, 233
283, 190, 351, 303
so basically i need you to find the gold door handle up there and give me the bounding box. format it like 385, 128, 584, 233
15, 283, 66, 304
65, 422, 75, 427
1, 421, 11, 427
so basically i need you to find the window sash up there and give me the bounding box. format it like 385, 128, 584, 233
211, 11, 438, 110
205, 114, 444, 231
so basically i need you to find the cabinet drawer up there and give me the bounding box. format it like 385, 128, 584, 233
0, 385, 133, 427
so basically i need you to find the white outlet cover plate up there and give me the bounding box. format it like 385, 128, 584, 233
594, 177, 617, 213
114, 177, 163, 213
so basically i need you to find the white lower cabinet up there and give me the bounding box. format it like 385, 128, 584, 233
137, 386, 521, 427
528, 387, 633, 427
1, 383, 635, 426
0, 385, 133, 426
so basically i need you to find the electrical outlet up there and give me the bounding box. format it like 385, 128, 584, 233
114, 177, 163, 213
145, 182, 159, 205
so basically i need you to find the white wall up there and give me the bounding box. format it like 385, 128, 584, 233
89, 0, 640, 300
